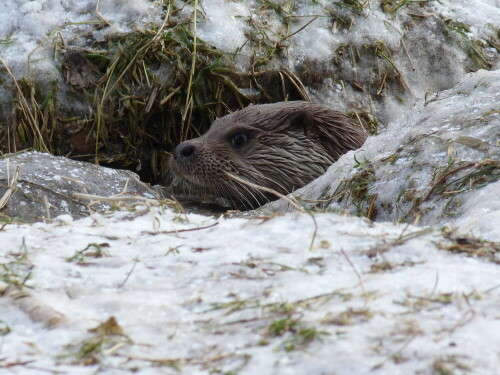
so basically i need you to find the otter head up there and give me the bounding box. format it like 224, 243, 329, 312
170, 101, 366, 209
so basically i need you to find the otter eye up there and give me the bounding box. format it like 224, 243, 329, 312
231, 133, 247, 148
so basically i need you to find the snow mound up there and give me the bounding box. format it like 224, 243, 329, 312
269, 69, 499, 241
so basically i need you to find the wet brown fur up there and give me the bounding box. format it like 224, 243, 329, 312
170, 101, 367, 208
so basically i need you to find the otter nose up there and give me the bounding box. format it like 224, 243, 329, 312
173, 142, 195, 161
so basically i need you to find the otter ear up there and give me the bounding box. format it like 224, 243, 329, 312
288, 110, 314, 135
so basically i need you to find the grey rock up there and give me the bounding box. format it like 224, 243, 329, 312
0, 152, 159, 222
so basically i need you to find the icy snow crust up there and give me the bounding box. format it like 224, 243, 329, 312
1, 208, 500, 374
0, 0, 159, 72
1, 67, 499, 370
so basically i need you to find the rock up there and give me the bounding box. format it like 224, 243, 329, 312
0, 152, 159, 222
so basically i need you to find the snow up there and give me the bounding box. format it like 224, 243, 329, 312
432, 0, 500, 35
454, 181, 500, 241
2, 1, 498, 82
1, 208, 499, 374
197, 0, 251, 53
0, 0, 161, 79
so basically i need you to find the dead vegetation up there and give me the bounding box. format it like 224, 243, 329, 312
438, 229, 500, 264
312, 157, 377, 219
61, 316, 132, 366
380, 0, 436, 14
309, 150, 499, 223
406, 158, 500, 222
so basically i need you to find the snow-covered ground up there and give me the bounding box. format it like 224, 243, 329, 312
1, 207, 499, 374
0, 0, 161, 76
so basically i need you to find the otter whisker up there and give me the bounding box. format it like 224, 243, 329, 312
239, 166, 291, 195
231, 178, 266, 208
228, 169, 275, 206
225, 172, 305, 212
218, 176, 259, 208
216, 179, 250, 208
220, 182, 245, 208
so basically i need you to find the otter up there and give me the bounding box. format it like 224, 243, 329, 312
170, 101, 367, 209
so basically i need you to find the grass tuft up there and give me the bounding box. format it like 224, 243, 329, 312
316, 157, 377, 218
438, 230, 500, 264
66, 242, 111, 264
380, 0, 436, 14
267, 315, 328, 351
0, 239, 32, 289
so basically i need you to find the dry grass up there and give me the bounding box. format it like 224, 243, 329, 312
0, 0, 497, 189
314, 158, 377, 219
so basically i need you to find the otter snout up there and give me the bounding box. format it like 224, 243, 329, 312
173, 142, 196, 162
